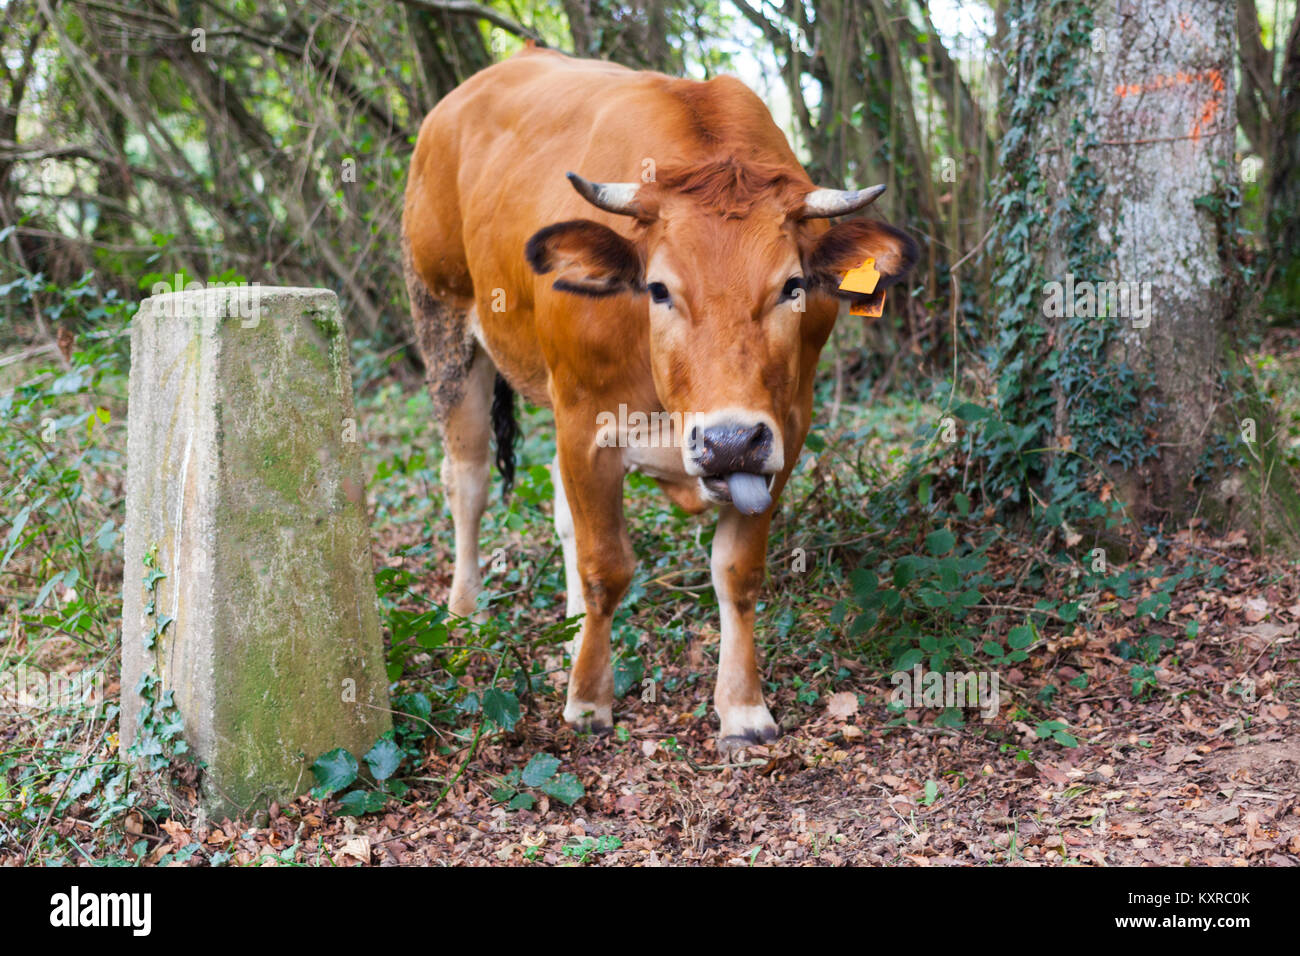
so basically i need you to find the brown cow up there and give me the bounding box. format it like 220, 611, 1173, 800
402, 47, 917, 751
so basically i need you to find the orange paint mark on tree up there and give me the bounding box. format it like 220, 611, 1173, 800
1113, 68, 1223, 98
1189, 96, 1221, 141
1112, 68, 1225, 142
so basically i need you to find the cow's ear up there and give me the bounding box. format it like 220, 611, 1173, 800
806, 219, 919, 299
526, 219, 642, 297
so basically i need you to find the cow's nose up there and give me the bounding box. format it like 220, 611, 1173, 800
692, 422, 773, 475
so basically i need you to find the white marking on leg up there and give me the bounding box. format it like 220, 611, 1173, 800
551, 456, 585, 655
440, 349, 494, 620
711, 511, 778, 742
444, 454, 489, 618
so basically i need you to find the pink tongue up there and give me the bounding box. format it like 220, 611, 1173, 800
725, 472, 771, 515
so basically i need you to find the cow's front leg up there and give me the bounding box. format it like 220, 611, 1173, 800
711, 504, 780, 751
555, 433, 632, 734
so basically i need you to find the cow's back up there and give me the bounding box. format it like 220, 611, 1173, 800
403, 49, 804, 404
406, 48, 799, 289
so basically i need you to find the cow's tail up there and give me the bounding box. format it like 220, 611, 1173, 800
491, 373, 519, 499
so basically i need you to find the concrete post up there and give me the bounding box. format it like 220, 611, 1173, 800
121, 285, 389, 819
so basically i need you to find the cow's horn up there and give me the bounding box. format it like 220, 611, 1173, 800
800, 183, 886, 219
566, 171, 640, 216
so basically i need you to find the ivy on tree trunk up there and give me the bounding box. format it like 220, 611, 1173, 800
988, 0, 1300, 550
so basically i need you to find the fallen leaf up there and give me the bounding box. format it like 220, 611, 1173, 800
337, 835, 371, 864
826, 691, 859, 719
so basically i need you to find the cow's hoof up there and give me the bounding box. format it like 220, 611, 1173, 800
563, 699, 613, 735
716, 705, 780, 754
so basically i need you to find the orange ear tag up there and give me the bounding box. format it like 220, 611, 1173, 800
838, 257, 880, 295
850, 291, 886, 318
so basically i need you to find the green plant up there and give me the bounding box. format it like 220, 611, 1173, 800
0, 273, 140, 861
309, 734, 409, 817
1033, 720, 1078, 748
490, 753, 585, 810
562, 834, 622, 864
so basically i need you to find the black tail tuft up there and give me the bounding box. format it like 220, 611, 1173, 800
491, 373, 519, 499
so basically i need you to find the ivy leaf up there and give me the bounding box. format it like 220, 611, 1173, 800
337, 789, 388, 816
363, 736, 403, 782
521, 753, 560, 788
613, 655, 644, 699
541, 773, 585, 806
310, 748, 358, 797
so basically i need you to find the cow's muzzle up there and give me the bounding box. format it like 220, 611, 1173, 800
690, 421, 777, 515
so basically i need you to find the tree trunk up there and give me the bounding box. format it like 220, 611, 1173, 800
1268, 11, 1300, 313
1235, 0, 1300, 317
990, 0, 1300, 548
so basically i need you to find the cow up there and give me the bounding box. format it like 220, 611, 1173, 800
401, 47, 917, 752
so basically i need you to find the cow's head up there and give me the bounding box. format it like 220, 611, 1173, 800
526, 160, 918, 514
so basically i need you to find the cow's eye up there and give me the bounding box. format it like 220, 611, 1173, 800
647, 282, 672, 306
780, 276, 806, 301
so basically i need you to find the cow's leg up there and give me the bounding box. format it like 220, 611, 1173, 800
711, 505, 780, 751
437, 346, 495, 618
405, 253, 494, 618
555, 432, 631, 733
551, 455, 586, 655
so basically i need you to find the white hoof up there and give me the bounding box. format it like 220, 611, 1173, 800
716, 703, 779, 752
563, 698, 613, 734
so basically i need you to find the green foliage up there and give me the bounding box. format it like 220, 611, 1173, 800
1033, 720, 1078, 748
561, 834, 622, 863
1, 273, 130, 647
490, 752, 586, 810
309, 733, 410, 817
128, 551, 190, 775
310, 748, 360, 798
0, 273, 144, 860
